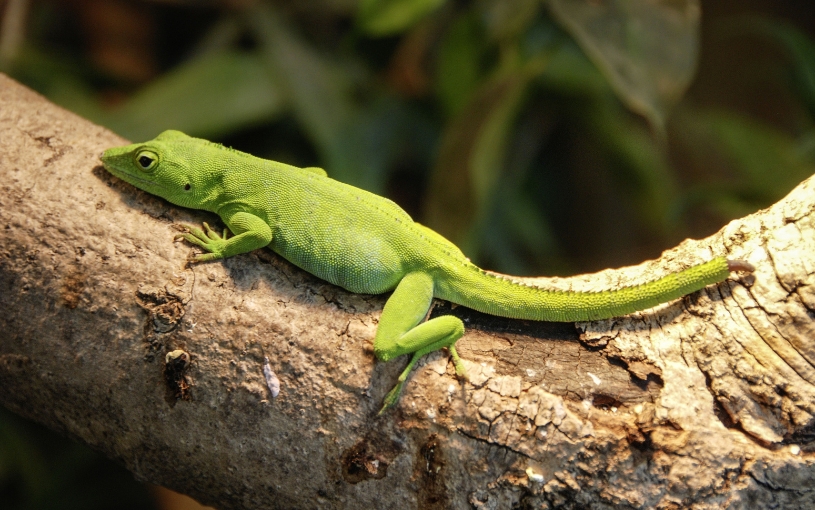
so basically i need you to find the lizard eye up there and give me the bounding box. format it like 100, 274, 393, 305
184, 184, 191, 191
135, 150, 158, 171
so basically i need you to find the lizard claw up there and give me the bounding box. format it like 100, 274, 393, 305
202, 222, 224, 241
378, 380, 405, 415
449, 345, 468, 380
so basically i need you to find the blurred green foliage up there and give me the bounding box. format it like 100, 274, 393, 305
3, 0, 813, 274
359, 0, 447, 35
0, 407, 156, 509
1, 0, 814, 505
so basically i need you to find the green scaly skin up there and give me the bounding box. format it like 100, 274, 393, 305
101, 130, 753, 413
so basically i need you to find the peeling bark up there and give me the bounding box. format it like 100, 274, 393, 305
1, 73, 815, 509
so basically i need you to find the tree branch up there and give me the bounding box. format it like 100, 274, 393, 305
2, 73, 814, 508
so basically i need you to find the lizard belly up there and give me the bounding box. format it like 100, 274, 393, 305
270, 226, 406, 294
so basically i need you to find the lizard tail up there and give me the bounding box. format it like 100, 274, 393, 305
435, 256, 750, 322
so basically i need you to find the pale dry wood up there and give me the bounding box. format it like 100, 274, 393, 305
1, 73, 814, 509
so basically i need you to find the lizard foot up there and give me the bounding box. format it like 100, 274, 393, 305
174, 222, 229, 262
449, 345, 467, 380
378, 380, 405, 415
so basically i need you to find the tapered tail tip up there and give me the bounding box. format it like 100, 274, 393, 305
727, 259, 755, 273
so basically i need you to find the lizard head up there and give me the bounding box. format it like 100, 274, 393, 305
101, 130, 219, 210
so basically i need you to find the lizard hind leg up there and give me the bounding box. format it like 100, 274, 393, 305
374, 271, 466, 414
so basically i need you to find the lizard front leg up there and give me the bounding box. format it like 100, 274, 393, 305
178, 211, 272, 262
374, 271, 467, 414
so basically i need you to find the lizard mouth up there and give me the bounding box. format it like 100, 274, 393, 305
104, 164, 172, 195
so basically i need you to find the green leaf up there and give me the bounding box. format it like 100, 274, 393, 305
484, 187, 559, 275
592, 102, 678, 231
548, 0, 700, 134
1, 47, 108, 123
435, 13, 483, 116
674, 108, 815, 218
479, 0, 540, 41
357, 0, 447, 36
106, 51, 285, 141
250, 6, 361, 181
537, 38, 611, 96
251, 4, 426, 192
424, 72, 530, 250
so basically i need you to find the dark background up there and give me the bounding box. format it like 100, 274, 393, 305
1, 0, 813, 508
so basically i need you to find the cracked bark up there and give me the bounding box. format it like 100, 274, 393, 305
2, 73, 815, 509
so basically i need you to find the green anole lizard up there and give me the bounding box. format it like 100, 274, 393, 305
101, 130, 754, 413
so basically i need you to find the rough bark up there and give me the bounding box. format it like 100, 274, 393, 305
1, 73, 814, 509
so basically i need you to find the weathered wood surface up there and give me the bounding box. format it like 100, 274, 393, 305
1, 73, 814, 509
